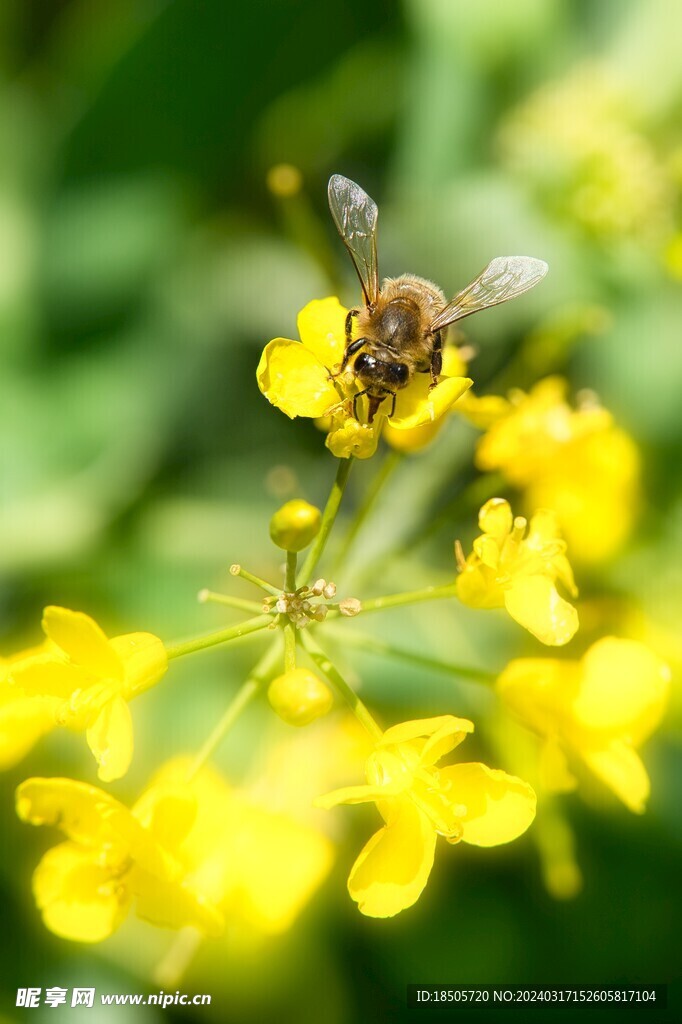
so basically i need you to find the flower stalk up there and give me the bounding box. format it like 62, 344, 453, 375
321, 627, 496, 685
230, 564, 281, 597
298, 457, 354, 587
166, 615, 273, 660
358, 582, 458, 614
331, 449, 403, 574
301, 631, 382, 741
198, 590, 266, 615
185, 639, 283, 781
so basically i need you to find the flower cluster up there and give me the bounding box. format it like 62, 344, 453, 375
3, 245, 671, 972
455, 497, 578, 645
16, 776, 222, 942
17, 755, 334, 943
467, 377, 640, 563
497, 638, 670, 813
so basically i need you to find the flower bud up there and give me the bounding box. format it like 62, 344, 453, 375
268, 668, 333, 726
339, 597, 362, 617
269, 500, 321, 552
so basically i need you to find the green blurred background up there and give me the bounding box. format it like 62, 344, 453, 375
0, 0, 680, 1020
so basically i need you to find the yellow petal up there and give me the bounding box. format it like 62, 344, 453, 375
389, 376, 472, 430
132, 867, 224, 937
315, 782, 403, 810
581, 741, 650, 813
473, 534, 501, 569
380, 715, 474, 749
478, 497, 513, 537
455, 564, 503, 609
421, 719, 476, 766
538, 738, 577, 793
9, 656, 87, 699
16, 778, 135, 849
527, 508, 562, 544
33, 841, 131, 942
383, 417, 445, 453
0, 689, 57, 769
17, 777, 173, 880
441, 346, 468, 377
133, 784, 198, 851
504, 575, 578, 646
460, 392, 511, 430
222, 806, 333, 934
496, 657, 577, 736
347, 799, 437, 917
42, 607, 123, 681
552, 551, 578, 598
297, 297, 349, 367
2, 641, 53, 672
572, 638, 670, 743
86, 695, 134, 782
110, 631, 168, 698
257, 338, 339, 419
326, 417, 379, 459
382, 350, 469, 452
439, 763, 536, 847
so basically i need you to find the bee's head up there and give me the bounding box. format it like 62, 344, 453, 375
354, 350, 410, 389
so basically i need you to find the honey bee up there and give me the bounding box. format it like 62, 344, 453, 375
328, 174, 548, 422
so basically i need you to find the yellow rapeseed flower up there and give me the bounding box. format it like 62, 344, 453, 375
9, 607, 167, 782
16, 777, 223, 943
0, 644, 58, 770
497, 638, 670, 813
456, 498, 578, 646
317, 715, 536, 918
472, 377, 640, 563
141, 758, 334, 934
257, 297, 472, 459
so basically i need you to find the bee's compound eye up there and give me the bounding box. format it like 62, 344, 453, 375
354, 351, 376, 373
390, 362, 409, 385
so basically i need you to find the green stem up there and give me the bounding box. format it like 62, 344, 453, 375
321, 626, 495, 684
285, 550, 298, 592
230, 564, 280, 597
331, 449, 403, 575
358, 582, 458, 615
166, 615, 273, 660
283, 623, 297, 671
283, 551, 298, 671
298, 457, 354, 587
198, 590, 267, 615
185, 640, 283, 781
301, 632, 382, 741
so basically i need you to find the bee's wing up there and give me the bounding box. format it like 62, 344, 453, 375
328, 174, 380, 306
429, 256, 548, 333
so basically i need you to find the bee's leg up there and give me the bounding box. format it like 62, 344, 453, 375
429, 331, 443, 389
330, 337, 366, 379
345, 309, 360, 344
388, 391, 397, 418
353, 388, 370, 421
